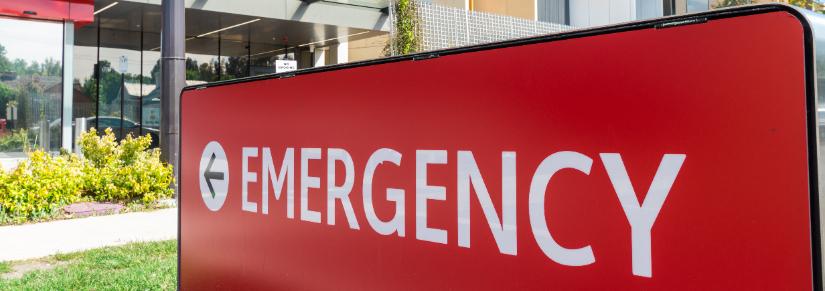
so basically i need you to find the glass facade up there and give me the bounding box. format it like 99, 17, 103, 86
684, 0, 754, 13
185, 36, 220, 83
73, 23, 97, 142
0, 0, 385, 157
141, 32, 161, 143
710, 0, 752, 9
98, 24, 144, 141
67, 3, 325, 150
0, 17, 64, 154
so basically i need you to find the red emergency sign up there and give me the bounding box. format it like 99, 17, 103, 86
180, 5, 821, 290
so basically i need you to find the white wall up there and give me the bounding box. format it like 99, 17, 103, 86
570, 0, 636, 27
636, 0, 664, 20
569, 0, 641, 27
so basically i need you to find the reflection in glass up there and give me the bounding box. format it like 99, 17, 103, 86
0, 17, 63, 154
250, 45, 295, 77
185, 36, 220, 83
687, 0, 709, 13
73, 23, 98, 146
98, 27, 142, 142
221, 39, 249, 79
710, 0, 751, 9
142, 32, 162, 148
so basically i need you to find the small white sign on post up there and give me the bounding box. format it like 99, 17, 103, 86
118, 55, 128, 73
275, 60, 297, 73
6, 105, 16, 121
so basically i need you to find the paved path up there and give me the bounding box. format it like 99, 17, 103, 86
0, 153, 26, 172
0, 208, 177, 261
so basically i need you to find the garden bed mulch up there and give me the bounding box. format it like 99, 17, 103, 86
0, 198, 175, 227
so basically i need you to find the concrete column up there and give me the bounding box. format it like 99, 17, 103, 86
161, 0, 185, 195
62, 21, 74, 151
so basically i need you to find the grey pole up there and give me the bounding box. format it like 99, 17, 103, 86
161, 0, 185, 196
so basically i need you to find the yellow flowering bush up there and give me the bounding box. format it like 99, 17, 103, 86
80, 128, 175, 204
0, 150, 84, 223
0, 128, 174, 223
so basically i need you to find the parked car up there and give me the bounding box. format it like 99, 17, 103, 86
86, 116, 160, 148
40, 116, 160, 149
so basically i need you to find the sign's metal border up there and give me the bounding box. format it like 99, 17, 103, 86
178, 4, 823, 289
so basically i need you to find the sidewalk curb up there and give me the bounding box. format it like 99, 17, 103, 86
0, 208, 177, 261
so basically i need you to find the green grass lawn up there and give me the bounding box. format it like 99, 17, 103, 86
0, 240, 177, 290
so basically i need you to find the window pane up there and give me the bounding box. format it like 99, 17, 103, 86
687, 0, 709, 12
185, 35, 220, 84
98, 26, 142, 141
73, 22, 98, 146
710, 0, 750, 9
142, 31, 161, 148
0, 17, 63, 154
249, 42, 282, 77
221, 39, 249, 80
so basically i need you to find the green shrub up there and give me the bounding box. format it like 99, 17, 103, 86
0, 128, 174, 224
0, 129, 30, 151
79, 128, 174, 204
0, 150, 83, 223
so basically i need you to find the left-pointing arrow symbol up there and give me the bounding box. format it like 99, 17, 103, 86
200, 141, 229, 211
204, 153, 225, 198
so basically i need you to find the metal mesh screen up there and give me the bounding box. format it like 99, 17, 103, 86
388, 0, 573, 55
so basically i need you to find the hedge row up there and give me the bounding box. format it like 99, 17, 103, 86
0, 128, 174, 224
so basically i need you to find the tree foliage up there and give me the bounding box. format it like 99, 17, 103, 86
789, 0, 816, 9
0, 82, 17, 119
713, 0, 750, 8
714, 0, 825, 12
0, 44, 11, 73
0, 43, 61, 77
0, 43, 63, 125
79, 60, 150, 109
